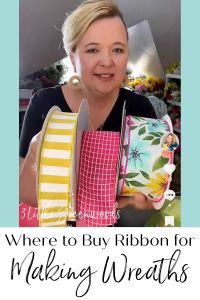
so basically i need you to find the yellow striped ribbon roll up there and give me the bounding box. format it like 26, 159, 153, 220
37, 106, 78, 227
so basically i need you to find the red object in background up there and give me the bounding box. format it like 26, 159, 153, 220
174, 118, 181, 129
19, 98, 30, 109
19, 203, 39, 227
20, 99, 30, 106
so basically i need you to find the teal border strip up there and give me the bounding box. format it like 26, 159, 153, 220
0, 1, 19, 226
182, 0, 200, 226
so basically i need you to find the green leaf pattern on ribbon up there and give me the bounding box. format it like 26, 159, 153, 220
152, 156, 169, 172
138, 126, 146, 135
129, 181, 146, 187
151, 138, 160, 145
119, 115, 172, 199
140, 170, 150, 180
125, 172, 139, 178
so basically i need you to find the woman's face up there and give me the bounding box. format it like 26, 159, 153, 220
70, 16, 129, 96
166, 135, 173, 144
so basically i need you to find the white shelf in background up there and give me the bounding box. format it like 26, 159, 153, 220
167, 100, 181, 107
19, 107, 27, 112
173, 127, 181, 134
19, 89, 34, 99
166, 73, 181, 79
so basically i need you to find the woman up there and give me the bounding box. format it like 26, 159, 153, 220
162, 133, 178, 152
20, 0, 156, 226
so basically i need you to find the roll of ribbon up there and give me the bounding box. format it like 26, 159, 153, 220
117, 114, 173, 209
37, 107, 78, 227
77, 131, 120, 226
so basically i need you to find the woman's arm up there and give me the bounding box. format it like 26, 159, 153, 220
19, 90, 47, 207
19, 132, 40, 207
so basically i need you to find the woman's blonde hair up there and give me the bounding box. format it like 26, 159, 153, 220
164, 133, 177, 145
62, 0, 128, 54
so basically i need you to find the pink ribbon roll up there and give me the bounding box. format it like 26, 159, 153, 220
77, 131, 120, 226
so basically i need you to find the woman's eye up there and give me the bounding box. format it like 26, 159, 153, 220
113, 48, 124, 53
86, 48, 98, 53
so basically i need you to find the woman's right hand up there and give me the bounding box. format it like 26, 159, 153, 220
116, 193, 155, 211
19, 132, 41, 207
26, 132, 41, 170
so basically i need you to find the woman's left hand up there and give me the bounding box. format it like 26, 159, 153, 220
116, 193, 155, 211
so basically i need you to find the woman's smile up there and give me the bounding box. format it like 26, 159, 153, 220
94, 73, 114, 80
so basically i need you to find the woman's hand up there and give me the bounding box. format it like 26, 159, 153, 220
19, 132, 41, 207
116, 193, 155, 211
26, 131, 41, 168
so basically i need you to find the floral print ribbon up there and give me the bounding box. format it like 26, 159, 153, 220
117, 115, 173, 209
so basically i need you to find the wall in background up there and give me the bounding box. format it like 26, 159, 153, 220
20, 0, 180, 78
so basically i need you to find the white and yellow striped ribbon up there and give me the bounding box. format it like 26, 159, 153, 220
37, 107, 78, 227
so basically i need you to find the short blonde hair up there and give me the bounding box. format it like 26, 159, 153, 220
62, 0, 128, 54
